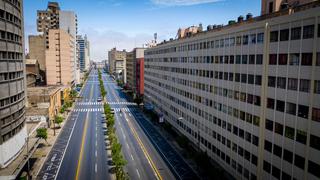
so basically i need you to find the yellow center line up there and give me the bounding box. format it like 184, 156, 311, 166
110, 85, 163, 180
75, 78, 94, 180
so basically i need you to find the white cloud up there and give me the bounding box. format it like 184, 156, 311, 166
151, 0, 221, 6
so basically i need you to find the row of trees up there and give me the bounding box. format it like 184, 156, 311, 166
104, 103, 128, 180
98, 70, 106, 98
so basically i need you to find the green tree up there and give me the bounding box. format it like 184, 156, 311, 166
36, 128, 48, 144
55, 115, 64, 127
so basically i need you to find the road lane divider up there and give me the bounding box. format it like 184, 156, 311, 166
123, 113, 163, 180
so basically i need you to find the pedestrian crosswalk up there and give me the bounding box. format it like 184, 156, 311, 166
77, 102, 103, 105
73, 108, 104, 112
108, 102, 136, 105
112, 108, 131, 112
76, 102, 136, 105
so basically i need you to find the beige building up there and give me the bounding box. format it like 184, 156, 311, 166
108, 48, 126, 82
37, 2, 60, 34
27, 86, 62, 125
28, 35, 46, 71
26, 59, 40, 87
144, 1, 320, 180
45, 29, 75, 86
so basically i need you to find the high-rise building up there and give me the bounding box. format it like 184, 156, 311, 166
59, 11, 79, 84
108, 48, 126, 82
45, 29, 75, 86
144, 1, 320, 180
37, 2, 60, 33
77, 35, 90, 72
0, 0, 27, 168
36, 2, 79, 84
126, 48, 146, 97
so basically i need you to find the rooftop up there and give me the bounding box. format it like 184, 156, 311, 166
25, 59, 38, 65
155, 0, 320, 47
27, 86, 62, 96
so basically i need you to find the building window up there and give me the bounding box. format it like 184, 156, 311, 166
312, 108, 320, 122
303, 25, 314, 39
310, 134, 320, 150
268, 76, 276, 87
283, 149, 293, 163
287, 78, 298, 91
268, 1, 274, 13
285, 126, 295, 140
277, 77, 286, 89
275, 122, 283, 135
294, 154, 305, 169
267, 98, 275, 109
314, 80, 320, 94
286, 102, 296, 115
257, 33, 264, 43
242, 55, 248, 64
296, 130, 307, 144
273, 144, 282, 158
263, 161, 271, 173
291, 27, 301, 40
278, 54, 288, 65
301, 53, 312, 66
236, 36, 242, 45
256, 54, 263, 64
317, 53, 320, 66
276, 100, 285, 112
265, 119, 273, 131
249, 55, 255, 64
269, 54, 277, 65
243, 35, 248, 45
270, 31, 278, 42
280, 29, 289, 41
308, 161, 320, 178
289, 53, 300, 65
264, 140, 272, 152
250, 34, 256, 44
299, 79, 310, 92
272, 166, 281, 179
298, 105, 309, 119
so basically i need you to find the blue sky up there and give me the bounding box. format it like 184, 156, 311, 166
24, 0, 261, 61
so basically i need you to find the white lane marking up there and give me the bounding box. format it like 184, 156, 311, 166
136, 169, 141, 178
126, 143, 129, 149
95, 150, 97, 157
119, 113, 122, 117
131, 154, 134, 161
95, 141, 97, 147
95, 163, 97, 173
129, 113, 132, 116
123, 134, 126, 139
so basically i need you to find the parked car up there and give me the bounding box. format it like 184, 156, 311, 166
97, 97, 102, 102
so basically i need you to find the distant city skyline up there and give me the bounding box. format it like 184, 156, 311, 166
24, 0, 261, 61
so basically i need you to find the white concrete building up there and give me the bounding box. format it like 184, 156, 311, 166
59, 11, 79, 84
77, 35, 90, 72
0, 0, 27, 168
144, 1, 320, 180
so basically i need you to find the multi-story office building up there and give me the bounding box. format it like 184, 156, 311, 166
144, 1, 320, 179
108, 47, 126, 82
0, 0, 27, 168
45, 29, 75, 86
36, 2, 79, 84
77, 35, 90, 72
126, 48, 146, 97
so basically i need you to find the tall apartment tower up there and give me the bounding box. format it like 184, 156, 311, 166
45, 29, 75, 86
0, 0, 28, 168
59, 11, 79, 84
76, 35, 90, 72
36, 2, 79, 84
144, 1, 320, 180
37, 2, 60, 33
108, 48, 126, 82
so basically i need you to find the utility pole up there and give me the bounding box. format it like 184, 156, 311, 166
26, 137, 30, 179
